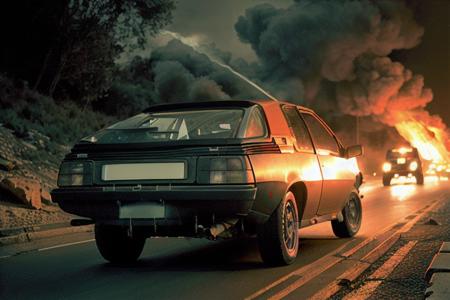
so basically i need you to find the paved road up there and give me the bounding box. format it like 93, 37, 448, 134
1, 177, 449, 300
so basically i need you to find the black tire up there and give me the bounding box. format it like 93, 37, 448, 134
257, 191, 299, 266
416, 173, 424, 185
95, 224, 146, 263
382, 175, 391, 186
332, 193, 362, 238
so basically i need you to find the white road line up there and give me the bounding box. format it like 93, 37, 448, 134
343, 241, 417, 300
250, 194, 446, 300
399, 198, 443, 233
37, 239, 95, 252
341, 221, 399, 258
308, 198, 444, 300
244, 240, 353, 300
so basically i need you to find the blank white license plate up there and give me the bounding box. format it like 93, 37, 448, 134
102, 162, 185, 181
119, 203, 165, 219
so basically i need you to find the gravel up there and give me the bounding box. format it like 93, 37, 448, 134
0, 201, 73, 229
333, 197, 450, 299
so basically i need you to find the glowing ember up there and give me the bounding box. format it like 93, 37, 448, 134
394, 114, 449, 162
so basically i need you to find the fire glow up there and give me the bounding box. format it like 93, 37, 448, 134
394, 116, 449, 162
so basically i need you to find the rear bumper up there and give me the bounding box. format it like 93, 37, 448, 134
383, 169, 422, 177
51, 185, 257, 220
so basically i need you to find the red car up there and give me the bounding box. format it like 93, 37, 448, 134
52, 99, 363, 266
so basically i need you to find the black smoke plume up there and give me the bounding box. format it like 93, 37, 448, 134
235, 0, 448, 162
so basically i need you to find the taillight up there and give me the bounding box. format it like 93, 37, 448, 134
197, 156, 254, 184
57, 161, 93, 187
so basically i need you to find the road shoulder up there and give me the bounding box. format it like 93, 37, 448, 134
331, 195, 450, 299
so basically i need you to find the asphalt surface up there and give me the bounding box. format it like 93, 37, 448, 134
0, 177, 449, 300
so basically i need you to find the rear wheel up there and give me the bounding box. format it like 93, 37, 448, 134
332, 193, 362, 238
382, 175, 391, 186
416, 173, 424, 185
257, 191, 299, 266
95, 224, 146, 263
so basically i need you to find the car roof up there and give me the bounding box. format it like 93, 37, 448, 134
387, 147, 419, 152
143, 99, 312, 112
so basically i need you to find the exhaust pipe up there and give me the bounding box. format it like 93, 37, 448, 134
209, 218, 239, 238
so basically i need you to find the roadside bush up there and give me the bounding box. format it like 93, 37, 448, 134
95, 81, 157, 118
0, 74, 114, 146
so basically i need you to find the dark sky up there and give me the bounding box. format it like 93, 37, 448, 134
391, 0, 450, 126
168, 0, 292, 61
168, 0, 449, 126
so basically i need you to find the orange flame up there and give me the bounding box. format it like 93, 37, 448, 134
394, 114, 449, 162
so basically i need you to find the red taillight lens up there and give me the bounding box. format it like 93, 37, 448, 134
197, 156, 254, 184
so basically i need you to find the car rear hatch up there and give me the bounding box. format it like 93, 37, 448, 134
62, 140, 278, 187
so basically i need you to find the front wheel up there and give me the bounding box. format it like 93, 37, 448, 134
95, 224, 146, 264
332, 193, 362, 238
257, 191, 299, 266
382, 175, 391, 186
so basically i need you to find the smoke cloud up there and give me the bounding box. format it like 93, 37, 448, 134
235, 0, 448, 160
119, 0, 448, 162
150, 39, 260, 102
235, 0, 424, 104
336, 55, 433, 124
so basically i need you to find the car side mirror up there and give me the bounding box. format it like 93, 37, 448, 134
345, 145, 363, 159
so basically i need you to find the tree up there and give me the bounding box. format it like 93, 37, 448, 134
0, 0, 175, 104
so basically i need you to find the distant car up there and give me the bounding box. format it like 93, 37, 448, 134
52, 100, 363, 266
382, 147, 424, 186
427, 161, 450, 178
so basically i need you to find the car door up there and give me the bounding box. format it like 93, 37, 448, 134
281, 106, 322, 220
301, 112, 355, 215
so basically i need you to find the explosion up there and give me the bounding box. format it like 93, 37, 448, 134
394, 112, 449, 162
336, 54, 449, 163
145, 0, 449, 167
235, 0, 449, 164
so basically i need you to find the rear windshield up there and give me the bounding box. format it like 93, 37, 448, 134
82, 109, 245, 144
386, 149, 418, 159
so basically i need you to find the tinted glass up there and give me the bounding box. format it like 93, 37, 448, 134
82, 109, 244, 144
282, 106, 314, 153
386, 148, 419, 159
302, 113, 340, 154
245, 108, 267, 138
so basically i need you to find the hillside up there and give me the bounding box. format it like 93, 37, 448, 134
0, 124, 72, 228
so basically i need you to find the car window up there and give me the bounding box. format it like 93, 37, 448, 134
301, 113, 340, 155
82, 109, 245, 144
244, 107, 267, 138
386, 148, 418, 160
282, 106, 314, 153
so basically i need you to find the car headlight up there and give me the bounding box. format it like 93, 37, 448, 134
382, 162, 392, 172
436, 165, 444, 172
409, 161, 418, 171
57, 161, 93, 187
197, 156, 254, 184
